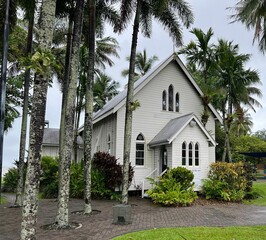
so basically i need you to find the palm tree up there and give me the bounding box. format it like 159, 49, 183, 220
73, 37, 119, 163
230, 107, 253, 136
15, 0, 35, 207
83, 0, 96, 215
230, 0, 266, 53
20, 0, 56, 238
121, 49, 158, 80
93, 72, 120, 112
115, 0, 194, 204
56, 0, 85, 228
179, 28, 216, 125
214, 39, 262, 162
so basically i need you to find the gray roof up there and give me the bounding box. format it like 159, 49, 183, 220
42, 128, 83, 146
149, 113, 216, 147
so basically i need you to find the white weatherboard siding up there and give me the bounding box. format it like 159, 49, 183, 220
115, 60, 216, 189
42, 146, 59, 157
42, 146, 83, 162
92, 114, 117, 155
90, 55, 221, 191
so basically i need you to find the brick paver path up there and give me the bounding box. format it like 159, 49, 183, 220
1, 197, 266, 240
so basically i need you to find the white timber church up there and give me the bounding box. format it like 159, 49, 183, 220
42, 54, 222, 193
78, 54, 222, 192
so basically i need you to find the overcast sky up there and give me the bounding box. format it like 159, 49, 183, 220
2, 0, 266, 173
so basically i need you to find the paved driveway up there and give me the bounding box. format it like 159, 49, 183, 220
1, 197, 266, 240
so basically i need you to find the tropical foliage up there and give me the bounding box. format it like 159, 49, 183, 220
147, 167, 197, 206
179, 28, 262, 162
202, 162, 255, 201
121, 49, 158, 80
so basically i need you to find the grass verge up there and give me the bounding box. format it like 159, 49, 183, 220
0, 196, 7, 204
113, 226, 266, 240
245, 182, 266, 206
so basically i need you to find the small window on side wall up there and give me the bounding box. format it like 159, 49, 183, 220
107, 134, 111, 154
162, 90, 167, 110
136, 133, 145, 166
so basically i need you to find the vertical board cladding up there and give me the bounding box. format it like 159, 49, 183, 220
92, 113, 117, 156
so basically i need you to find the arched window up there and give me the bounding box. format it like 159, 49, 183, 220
168, 85, 173, 111
195, 142, 199, 166
182, 142, 186, 166
189, 142, 193, 166
162, 90, 167, 110
175, 93, 179, 112
136, 133, 145, 166
107, 134, 111, 154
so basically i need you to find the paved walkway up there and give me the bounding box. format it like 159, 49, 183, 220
1, 196, 266, 240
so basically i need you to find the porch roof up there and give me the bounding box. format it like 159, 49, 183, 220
148, 113, 216, 147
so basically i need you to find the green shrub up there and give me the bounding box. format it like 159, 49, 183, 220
2, 167, 19, 192
164, 167, 194, 190
147, 167, 197, 206
93, 151, 134, 191
243, 161, 256, 193
202, 162, 247, 202
40, 156, 59, 198
69, 162, 84, 198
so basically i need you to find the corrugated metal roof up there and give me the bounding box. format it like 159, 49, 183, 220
149, 113, 194, 147
149, 113, 216, 147
42, 128, 83, 146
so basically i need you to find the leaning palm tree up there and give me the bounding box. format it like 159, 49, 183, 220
121, 49, 158, 80
230, 0, 266, 53
115, 0, 194, 204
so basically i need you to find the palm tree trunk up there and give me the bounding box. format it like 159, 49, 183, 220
20, 1, 56, 238
56, 0, 85, 227
83, 0, 95, 214
56, 17, 73, 227
121, 1, 141, 205
15, 15, 34, 207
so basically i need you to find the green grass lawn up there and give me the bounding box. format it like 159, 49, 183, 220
245, 181, 266, 206
0, 196, 7, 204
113, 226, 266, 240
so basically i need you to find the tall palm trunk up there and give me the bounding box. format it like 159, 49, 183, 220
121, 1, 141, 205
20, 0, 56, 238
56, 0, 85, 227
83, 0, 95, 214
15, 14, 34, 207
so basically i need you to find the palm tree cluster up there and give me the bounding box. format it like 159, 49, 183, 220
1, 0, 264, 238
0, 0, 194, 238
179, 28, 262, 162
